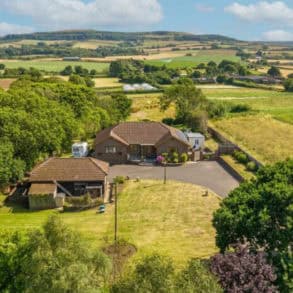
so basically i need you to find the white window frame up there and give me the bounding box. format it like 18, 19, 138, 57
105, 146, 117, 154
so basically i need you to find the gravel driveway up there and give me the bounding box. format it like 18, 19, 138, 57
109, 161, 239, 197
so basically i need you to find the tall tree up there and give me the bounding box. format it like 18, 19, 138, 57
0, 216, 111, 293
213, 159, 293, 291
160, 82, 206, 123
211, 243, 277, 292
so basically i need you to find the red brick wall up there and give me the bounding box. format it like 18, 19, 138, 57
95, 138, 128, 164
157, 138, 189, 155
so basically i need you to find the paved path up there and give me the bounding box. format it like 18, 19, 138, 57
109, 161, 239, 197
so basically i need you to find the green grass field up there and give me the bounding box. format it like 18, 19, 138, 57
0, 180, 220, 265
211, 115, 293, 164
128, 93, 175, 122
146, 50, 240, 68
202, 87, 293, 124
1, 60, 110, 73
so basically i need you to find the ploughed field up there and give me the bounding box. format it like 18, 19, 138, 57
0, 180, 220, 266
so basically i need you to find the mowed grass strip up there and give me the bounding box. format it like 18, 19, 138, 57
211, 114, 293, 164
0, 180, 220, 265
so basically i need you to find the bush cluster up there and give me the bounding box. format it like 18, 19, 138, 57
160, 152, 188, 164
233, 150, 259, 172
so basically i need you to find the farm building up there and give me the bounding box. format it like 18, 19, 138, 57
94, 121, 193, 164
234, 75, 283, 84
123, 83, 157, 92
28, 157, 109, 210
62, 56, 81, 61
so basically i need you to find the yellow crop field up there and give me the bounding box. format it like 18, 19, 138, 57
93, 77, 122, 88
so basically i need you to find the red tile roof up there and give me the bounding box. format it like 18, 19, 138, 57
95, 122, 190, 147
29, 158, 109, 182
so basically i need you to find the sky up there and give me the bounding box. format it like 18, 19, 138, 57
0, 0, 292, 41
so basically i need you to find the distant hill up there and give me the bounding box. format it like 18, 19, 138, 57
0, 30, 238, 43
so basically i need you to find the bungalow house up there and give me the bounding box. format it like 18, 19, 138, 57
94, 121, 191, 164
28, 157, 109, 210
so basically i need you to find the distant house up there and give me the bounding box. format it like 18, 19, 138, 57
193, 77, 217, 84
28, 158, 109, 210
62, 57, 81, 61
234, 75, 283, 84
94, 122, 191, 164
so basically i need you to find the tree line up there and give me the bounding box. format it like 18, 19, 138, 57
0, 44, 143, 58
0, 76, 132, 187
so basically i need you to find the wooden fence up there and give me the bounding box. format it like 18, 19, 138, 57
208, 126, 263, 168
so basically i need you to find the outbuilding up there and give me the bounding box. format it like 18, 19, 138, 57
28, 157, 109, 210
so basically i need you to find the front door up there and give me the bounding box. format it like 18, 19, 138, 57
129, 144, 141, 161
141, 145, 157, 160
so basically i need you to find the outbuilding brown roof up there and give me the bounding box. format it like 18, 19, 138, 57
29, 158, 109, 182
95, 122, 189, 146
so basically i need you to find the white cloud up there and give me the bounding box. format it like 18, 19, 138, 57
195, 4, 214, 13
262, 29, 293, 41
225, 1, 293, 26
0, 22, 34, 36
0, 0, 163, 30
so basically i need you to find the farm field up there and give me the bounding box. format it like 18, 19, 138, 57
0, 60, 110, 73
0, 180, 220, 265
202, 87, 293, 124
146, 49, 240, 68
211, 115, 293, 164
93, 77, 122, 88
128, 93, 175, 122
72, 40, 120, 49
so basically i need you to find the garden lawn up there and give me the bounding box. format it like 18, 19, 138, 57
211, 114, 293, 164
0, 180, 220, 266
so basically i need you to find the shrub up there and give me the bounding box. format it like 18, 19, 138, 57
233, 151, 249, 164
211, 243, 277, 292
156, 155, 164, 164
246, 161, 258, 172
284, 78, 293, 92
180, 153, 188, 163
66, 194, 93, 207
162, 152, 169, 162
162, 117, 175, 125
111, 254, 175, 293
230, 104, 251, 113
216, 75, 227, 84
114, 176, 125, 184
171, 151, 179, 163
176, 259, 223, 293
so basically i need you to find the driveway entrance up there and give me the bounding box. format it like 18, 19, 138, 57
109, 161, 240, 197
